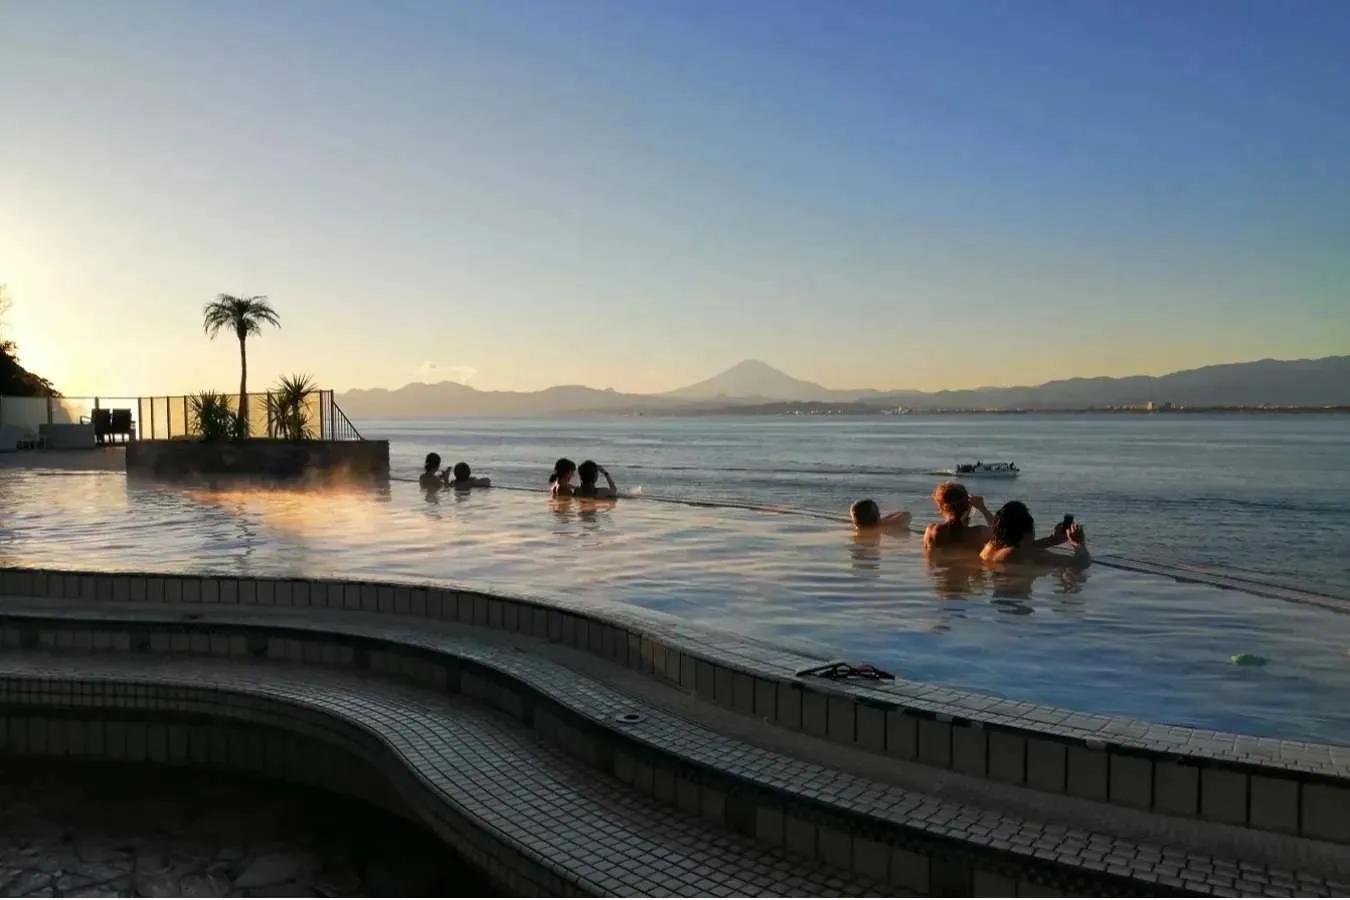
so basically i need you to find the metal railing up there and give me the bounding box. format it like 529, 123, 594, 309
320, 391, 364, 441
137, 390, 362, 441
0, 390, 365, 442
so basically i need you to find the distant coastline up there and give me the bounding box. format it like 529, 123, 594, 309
622, 403, 1350, 418
337, 355, 1350, 420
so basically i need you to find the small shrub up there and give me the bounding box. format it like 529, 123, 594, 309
266, 373, 318, 441
189, 390, 240, 442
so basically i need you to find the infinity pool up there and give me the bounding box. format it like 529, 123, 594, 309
3, 470, 1350, 744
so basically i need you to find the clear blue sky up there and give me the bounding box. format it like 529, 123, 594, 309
2, 0, 1347, 397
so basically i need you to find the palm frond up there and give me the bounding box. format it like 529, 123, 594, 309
201, 294, 281, 340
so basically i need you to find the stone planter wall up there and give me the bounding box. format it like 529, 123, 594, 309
125, 439, 389, 479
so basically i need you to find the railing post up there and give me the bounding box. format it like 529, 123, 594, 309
319, 390, 328, 441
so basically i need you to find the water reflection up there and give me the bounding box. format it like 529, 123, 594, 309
924, 553, 989, 599
847, 528, 911, 577
548, 497, 617, 535
987, 563, 1091, 603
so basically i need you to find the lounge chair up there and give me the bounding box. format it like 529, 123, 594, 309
109, 408, 134, 444
91, 409, 112, 446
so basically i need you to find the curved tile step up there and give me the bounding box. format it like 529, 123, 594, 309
6, 564, 1348, 850
2, 598, 1346, 896
0, 652, 884, 898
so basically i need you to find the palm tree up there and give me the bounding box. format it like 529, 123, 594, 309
202, 294, 280, 437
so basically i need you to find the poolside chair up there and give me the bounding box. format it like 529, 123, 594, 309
109, 408, 134, 444
91, 409, 112, 446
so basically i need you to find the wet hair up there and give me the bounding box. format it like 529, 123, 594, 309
424, 452, 442, 473
990, 501, 1035, 548
850, 499, 881, 527
452, 462, 471, 482
933, 481, 970, 519
548, 458, 576, 485
577, 460, 599, 486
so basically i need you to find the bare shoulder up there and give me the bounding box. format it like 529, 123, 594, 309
980, 544, 1010, 563
922, 522, 940, 550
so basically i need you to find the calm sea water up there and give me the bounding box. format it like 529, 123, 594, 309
3, 413, 1350, 743
378, 414, 1350, 595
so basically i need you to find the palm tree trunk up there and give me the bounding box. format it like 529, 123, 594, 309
238, 336, 249, 438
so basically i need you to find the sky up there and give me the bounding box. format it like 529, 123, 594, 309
2, 0, 1348, 398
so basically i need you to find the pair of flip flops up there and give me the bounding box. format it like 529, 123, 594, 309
795, 661, 896, 682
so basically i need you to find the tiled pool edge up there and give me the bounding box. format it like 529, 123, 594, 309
0, 619, 1294, 897
0, 670, 639, 897
4, 565, 1350, 848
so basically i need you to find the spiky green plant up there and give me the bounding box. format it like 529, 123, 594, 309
188, 390, 240, 442
202, 294, 280, 437
266, 373, 318, 441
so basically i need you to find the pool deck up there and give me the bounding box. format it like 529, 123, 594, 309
3, 565, 1350, 896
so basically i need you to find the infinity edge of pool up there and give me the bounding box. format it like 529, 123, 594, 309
6, 472, 1350, 745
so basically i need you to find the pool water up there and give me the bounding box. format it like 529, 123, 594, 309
3, 470, 1350, 745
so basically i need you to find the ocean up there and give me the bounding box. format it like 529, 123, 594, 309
374, 413, 1350, 597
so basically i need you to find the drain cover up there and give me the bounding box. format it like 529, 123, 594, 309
614, 712, 645, 725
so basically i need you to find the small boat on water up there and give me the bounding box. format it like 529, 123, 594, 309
942, 461, 1020, 479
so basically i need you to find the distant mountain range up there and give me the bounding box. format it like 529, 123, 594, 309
335, 355, 1350, 418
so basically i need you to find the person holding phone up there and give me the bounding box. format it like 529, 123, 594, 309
980, 501, 1090, 567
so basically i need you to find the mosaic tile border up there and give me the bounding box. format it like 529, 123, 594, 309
3, 609, 1346, 897
0, 692, 589, 897
0, 708, 410, 820
0, 657, 887, 898
4, 565, 1350, 847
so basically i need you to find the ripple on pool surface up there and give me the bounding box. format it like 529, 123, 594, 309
3, 471, 1350, 745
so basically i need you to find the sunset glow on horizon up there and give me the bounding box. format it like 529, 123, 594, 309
2, 0, 1348, 398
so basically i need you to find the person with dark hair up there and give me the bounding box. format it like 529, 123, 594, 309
419, 452, 445, 490
576, 460, 618, 498
548, 458, 577, 497
446, 461, 491, 489
849, 498, 911, 530
980, 501, 1090, 567
923, 481, 994, 551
